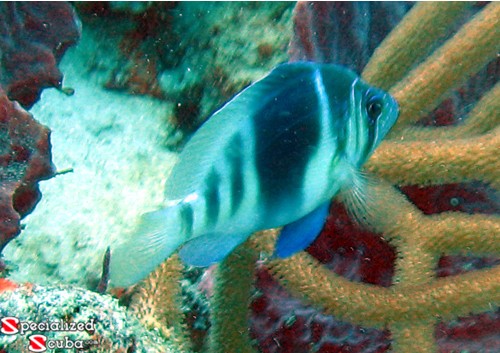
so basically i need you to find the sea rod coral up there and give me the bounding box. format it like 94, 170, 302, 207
127, 2, 498, 353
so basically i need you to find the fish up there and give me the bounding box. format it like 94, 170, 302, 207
109, 62, 399, 287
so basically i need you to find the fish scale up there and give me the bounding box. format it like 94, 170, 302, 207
110, 62, 399, 287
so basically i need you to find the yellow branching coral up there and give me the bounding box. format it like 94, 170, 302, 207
210, 2, 499, 353
385, 2, 499, 128
367, 127, 499, 187
362, 2, 472, 90
128, 255, 192, 352
207, 240, 260, 353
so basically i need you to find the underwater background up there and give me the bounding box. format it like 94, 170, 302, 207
0, 2, 498, 352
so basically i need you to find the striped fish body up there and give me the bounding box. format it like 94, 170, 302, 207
110, 62, 398, 287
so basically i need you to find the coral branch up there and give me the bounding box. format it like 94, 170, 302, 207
129, 255, 191, 351
261, 248, 500, 328
390, 2, 500, 128
455, 81, 500, 136
340, 182, 436, 284
391, 320, 437, 353
367, 128, 499, 187
398, 82, 500, 141
423, 213, 500, 255
362, 2, 471, 90
208, 240, 259, 353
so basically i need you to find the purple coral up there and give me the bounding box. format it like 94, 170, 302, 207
0, 90, 54, 253
289, 2, 412, 72
0, 2, 80, 108
0, 2, 80, 254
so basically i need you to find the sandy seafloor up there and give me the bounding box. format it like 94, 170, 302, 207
4, 25, 179, 287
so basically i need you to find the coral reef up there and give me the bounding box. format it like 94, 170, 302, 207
0, 283, 180, 352
127, 255, 192, 351
2, 2, 497, 353
108, 2, 176, 100
0, 2, 80, 255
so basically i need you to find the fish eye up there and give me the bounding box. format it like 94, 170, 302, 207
366, 95, 383, 123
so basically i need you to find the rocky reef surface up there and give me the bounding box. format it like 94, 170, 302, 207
0, 283, 175, 352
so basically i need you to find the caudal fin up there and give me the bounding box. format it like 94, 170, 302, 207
109, 207, 184, 287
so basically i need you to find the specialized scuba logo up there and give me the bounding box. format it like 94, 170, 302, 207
1, 316, 98, 352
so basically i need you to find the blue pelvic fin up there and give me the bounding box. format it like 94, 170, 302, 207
275, 202, 330, 258
178, 232, 250, 266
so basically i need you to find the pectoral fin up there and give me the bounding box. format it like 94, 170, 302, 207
338, 170, 376, 227
275, 202, 330, 258
178, 232, 251, 266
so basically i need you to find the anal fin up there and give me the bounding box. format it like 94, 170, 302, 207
178, 232, 250, 266
275, 202, 330, 258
